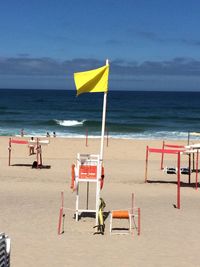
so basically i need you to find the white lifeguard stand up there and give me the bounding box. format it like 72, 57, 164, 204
74, 153, 102, 224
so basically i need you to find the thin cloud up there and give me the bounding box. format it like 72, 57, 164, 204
136, 31, 164, 42
180, 38, 200, 46
1, 56, 200, 77
105, 39, 122, 46
136, 30, 200, 47
17, 53, 30, 58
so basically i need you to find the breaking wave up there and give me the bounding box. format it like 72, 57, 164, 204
55, 120, 85, 127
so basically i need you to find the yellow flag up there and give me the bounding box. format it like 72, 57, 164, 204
74, 64, 109, 96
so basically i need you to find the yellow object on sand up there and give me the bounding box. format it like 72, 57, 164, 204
74, 64, 109, 96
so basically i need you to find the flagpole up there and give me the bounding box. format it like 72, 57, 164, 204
100, 59, 109, 161
96, 59, 109, 225
74, 60, 109, 226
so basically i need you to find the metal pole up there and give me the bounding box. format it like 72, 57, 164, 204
193, 153, 195, 171
36, 138, 39, 168
57, 192, 64, 235
160, 141, 165, 170
39, 146, 42, 166
96, 59, 109, 225
187, 131, 190, 145
145, 146, 149, 182
100, 92, 108, 161
177, 152, 181, 209
8, 138, 11, 166
188, 154, 191, 184
196, 150, 199, 190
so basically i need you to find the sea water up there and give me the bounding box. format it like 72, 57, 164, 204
0, 89, 200, 139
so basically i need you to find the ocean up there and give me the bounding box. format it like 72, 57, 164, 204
0, 89, 200, 140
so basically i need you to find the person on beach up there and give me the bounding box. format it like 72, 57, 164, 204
29, 137, 35, 155
20, 128, 24, 137
53, 131, 56, 137
46, 132, 50, 137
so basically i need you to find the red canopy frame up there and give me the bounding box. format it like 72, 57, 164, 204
145, 145, 200, 209
8, 138, 43, 168
160, 141, 185, 170
160, 141, 192, 184
145, 146, 182, 209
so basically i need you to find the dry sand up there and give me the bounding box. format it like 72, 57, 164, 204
0, 136, 200, 267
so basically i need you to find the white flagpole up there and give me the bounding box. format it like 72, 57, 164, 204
96, 59, 109, 225
100, 59, 109, 161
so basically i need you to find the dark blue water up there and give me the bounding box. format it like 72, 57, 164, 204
0, 89, 200, 139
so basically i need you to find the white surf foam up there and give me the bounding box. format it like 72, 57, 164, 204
55, 120, 85, 127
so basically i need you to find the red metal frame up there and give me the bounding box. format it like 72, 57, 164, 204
8, 137, 43, 167
145, 146, 182, 209
160, 141, 185, 170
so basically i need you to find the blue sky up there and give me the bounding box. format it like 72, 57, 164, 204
1, 0, 200, 90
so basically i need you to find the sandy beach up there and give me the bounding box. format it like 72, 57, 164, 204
1, 136, 200, 267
